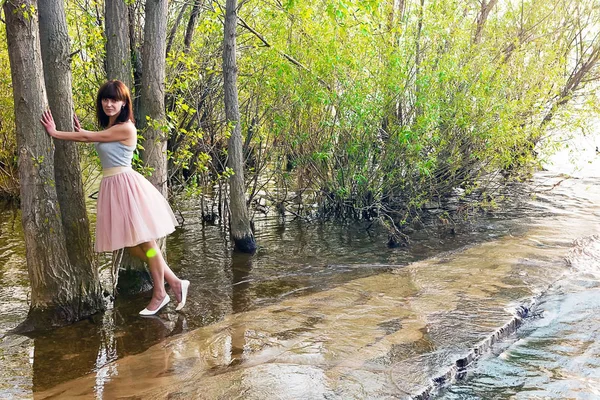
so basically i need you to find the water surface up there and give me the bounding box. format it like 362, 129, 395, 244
0, 187, 527, 397
1, 135, 600, 398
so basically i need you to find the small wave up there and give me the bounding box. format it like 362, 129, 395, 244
566, 235, 600, 277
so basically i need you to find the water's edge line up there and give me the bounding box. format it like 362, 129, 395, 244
411, 298, 537, 400
411, 235, 600, 398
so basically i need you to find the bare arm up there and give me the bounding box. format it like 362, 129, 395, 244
40, 110, 136, 143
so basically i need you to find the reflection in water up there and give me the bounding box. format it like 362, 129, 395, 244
231, 253, 253, 314
231, 253, 253, 366
91, 306, 188, 399
31, 321, 102, 392
94, 314, 118, 400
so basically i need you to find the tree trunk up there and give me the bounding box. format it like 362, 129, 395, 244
414, 0, 425, 119
473, 0, 499, 45
139, 0, 169, 197
165, 2, 188, 56
105, 0, 133, 89
387, 0, 405, 31
135, 0, 172, 263
184, 0, 203, 54
5, 0, 103, 332
104, 0, 148, 294
38, 0, 104, 315
223, 0, 256, 253
129, 3, 143, 124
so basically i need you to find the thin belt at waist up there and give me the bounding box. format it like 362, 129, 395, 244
102, 166, 132, 177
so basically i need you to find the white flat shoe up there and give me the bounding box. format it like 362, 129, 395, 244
139, 294, 170, 316
175, 280, 190, 311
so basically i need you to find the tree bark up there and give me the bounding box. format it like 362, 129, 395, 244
38, 0, 104, 315
5, 0, 102, 331
105, 0, 133, 89
133, 0, 173, 264
104, 0, 147, 293
139, 0, 169, 197
223, 0, 256, 253
129, 3, 143, 124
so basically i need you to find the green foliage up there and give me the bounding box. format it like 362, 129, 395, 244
67, 0, 106, 103
0, 23, 18, 199
1, 0, 599, 230
225, 0, 599, 221
14, 3, 36, 20
149, 0, 600, 225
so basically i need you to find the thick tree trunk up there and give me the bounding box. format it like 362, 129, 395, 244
135, 0, 172, 265
105, 0, 133, 89
5, 0, 102, 331
38, 0, 104, 314
104, 0, 147, 293
129, 3, 143, 124
223, 0, 256, 253
139, 0, 168, 197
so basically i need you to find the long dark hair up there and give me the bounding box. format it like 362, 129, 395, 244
96, 80, 134, 128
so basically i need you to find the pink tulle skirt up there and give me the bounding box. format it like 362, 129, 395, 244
95, 168, 178, 252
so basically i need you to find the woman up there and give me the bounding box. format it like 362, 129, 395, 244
40, 80, 189, 316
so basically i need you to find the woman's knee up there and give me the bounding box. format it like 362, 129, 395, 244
139, 241, 160, 259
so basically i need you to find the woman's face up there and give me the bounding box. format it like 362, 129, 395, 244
101, 98, 125, 118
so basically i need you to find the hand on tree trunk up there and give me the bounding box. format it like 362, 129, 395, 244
73, 114, 81, 132
40, 110, 58, 137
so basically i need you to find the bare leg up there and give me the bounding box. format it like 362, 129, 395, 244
134, 241, 183, 311
129, 244, 183, 301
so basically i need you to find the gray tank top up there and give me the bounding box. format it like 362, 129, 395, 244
95, 141, 136, 169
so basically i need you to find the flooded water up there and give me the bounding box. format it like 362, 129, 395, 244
1, 134, 600, 398
0, 188, 527, 398
443, 236, 600, 399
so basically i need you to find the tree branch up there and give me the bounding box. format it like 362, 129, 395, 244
237, 16, 332, 91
